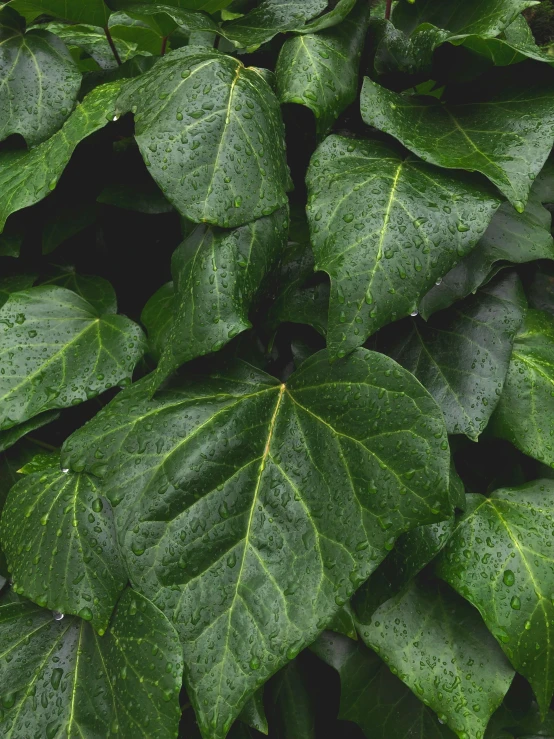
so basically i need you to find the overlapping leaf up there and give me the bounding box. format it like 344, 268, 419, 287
141, 281, 175, 360
276, 1, 370, 136
117, 47, 291, 228
437, 481, 554, 714
306, 135, 500, 358
382, 272, 526, 440
8, 0, 112, 26
0, 285, 146, 431
62, 348, 451, 737
0, 588, 183, 738
361, 72, 554, 210
46, 21, 149, 69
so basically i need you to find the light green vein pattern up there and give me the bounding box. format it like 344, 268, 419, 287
61, 348, 451, 738
0, 469, 127, 633
437, 482, 554, 715
0, 285, 146, 432
0, 588, 183, 738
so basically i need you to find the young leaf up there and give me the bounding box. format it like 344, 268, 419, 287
0, 8, 81, 146
420, 187, 554, 318
0, 469, 127, 633
311, 630, 457, 738
141, 281, 175, 361
8, 0, 111, 26
0, 588, 183, 738
153, 207, 288, 385
306, 135, 500, 359
491, 310, 554, 466
437, 481, 554, 715
0, 285, 146, 432
62, 348, 451, 737
382, 272, 526, 440
117, 47, 291, 228
0, 81, 123, 232
360, 73, 554, 210
276, 1, 370, 136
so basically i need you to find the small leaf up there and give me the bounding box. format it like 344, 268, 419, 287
0, 8, 81, 146
306, 134, 500, 359
239, 688, 268, 735
361, 70, 554, 209
491, 310, 554, 466
382, 272, 526, 440
360, 579, 515, 739
0, 285, 146, 432
117, 47, 291, 228
437, 481, 554, 715
0, 588, 183, 737
141, 281, 175, 361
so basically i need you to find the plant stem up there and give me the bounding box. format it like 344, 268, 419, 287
104, 26, 122, 66
27, 436, 58, 452
160, 35, 168, 56
385, 0, 393, 20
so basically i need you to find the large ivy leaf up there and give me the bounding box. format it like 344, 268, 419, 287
0, 9, 81, 146
153, 208, 288, 385
437, 481, 554, 715
311, 630, 457, 738
360, 73, 554, 210
0, 285, 146, 432
491, 310, 554, 466
382, 272, 526, 440
62, 348, 451, 737
0, 81, 122, 232
8, 0, 111, 26
275, 1, 370, 136
0, 468, 127, 633
0, 588, 183, 738
117, 47, 291, 229
306, 134, 500, 359
420, 186, 554, 318
361, 579, 515, 739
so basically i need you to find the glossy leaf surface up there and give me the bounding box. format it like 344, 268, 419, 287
8, 0, 111, 26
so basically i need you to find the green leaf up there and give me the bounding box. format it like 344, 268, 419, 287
221, 0, 328, 51
306, 135, 500, 359
420, 186, 554, 318
327, 602, 357, 639
360, 72, 554, 210
239, 689, 268, 735
360, 579, 515, 739
275, 1, 370, 136
311, 630, 457, 738
109, 0, 235, 13
114, 2, 217, 38
141, 281, 175, 360
8, 0, 111, 26
17, 450, 60, 474
0, 410, 59, 453
0, 587, 183, 737
42, 202, 96, 255
117, 47, 291, 228
0, 81, 123, 233
0, 468, 127, 632
269, 660, 315, 739
153, 208, 288, 385
62, 347, 451, 737
46, 21, 148, 69
0, 274, 36, 308
299, 0, 357, 33
97, 182, 174, 213
39, 270, 118, 314
0, 9, 81, 146
382, 272, 526, 440
491, 310, 554, 466
437, 481, 554, 715
0, 285, 146, 432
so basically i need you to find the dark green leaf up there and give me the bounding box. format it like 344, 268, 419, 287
383, 272, 526, 440
62, 348, 451, 737
0, 274, 37, 308
276, 1, 370, 136
361, 73, 554, 210
306, 135, 500, 359
311, 630, 457, 738
0, 81, 123, 233
0, 228, 22, 258
46, 21, 149, 69
437, 481, 554, 714
8, 0, 111, 26
117, 47, 291, 229
491, 310, 554, 466
420, 187, 554, 318
97, 182, 173, 213
1, 468, 127, 632
153, 208, 288, 385
39, 270, 118, 314
42, 203, 96, 255
109, 0, 235, 13
0, 285, 146, 432
327, 602, 357, 639
0, 587, 183, 738
269, 660, 315, 739
0, 411, 60, 453
0, 9, 81, 146
17, 450, 60, 473
239, 689, 268, 735
361, 579, 515, 738
141, 281, 175, 361
299, 0, 357, 33
115, 3, 217, 38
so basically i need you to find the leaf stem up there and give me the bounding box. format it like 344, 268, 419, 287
104, 26, 122, 66
385, 0, 393, 20
27, 436, 58, 452
160, 35, 169, 56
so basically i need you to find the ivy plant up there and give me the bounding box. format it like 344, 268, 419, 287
2, 1, 554, 738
